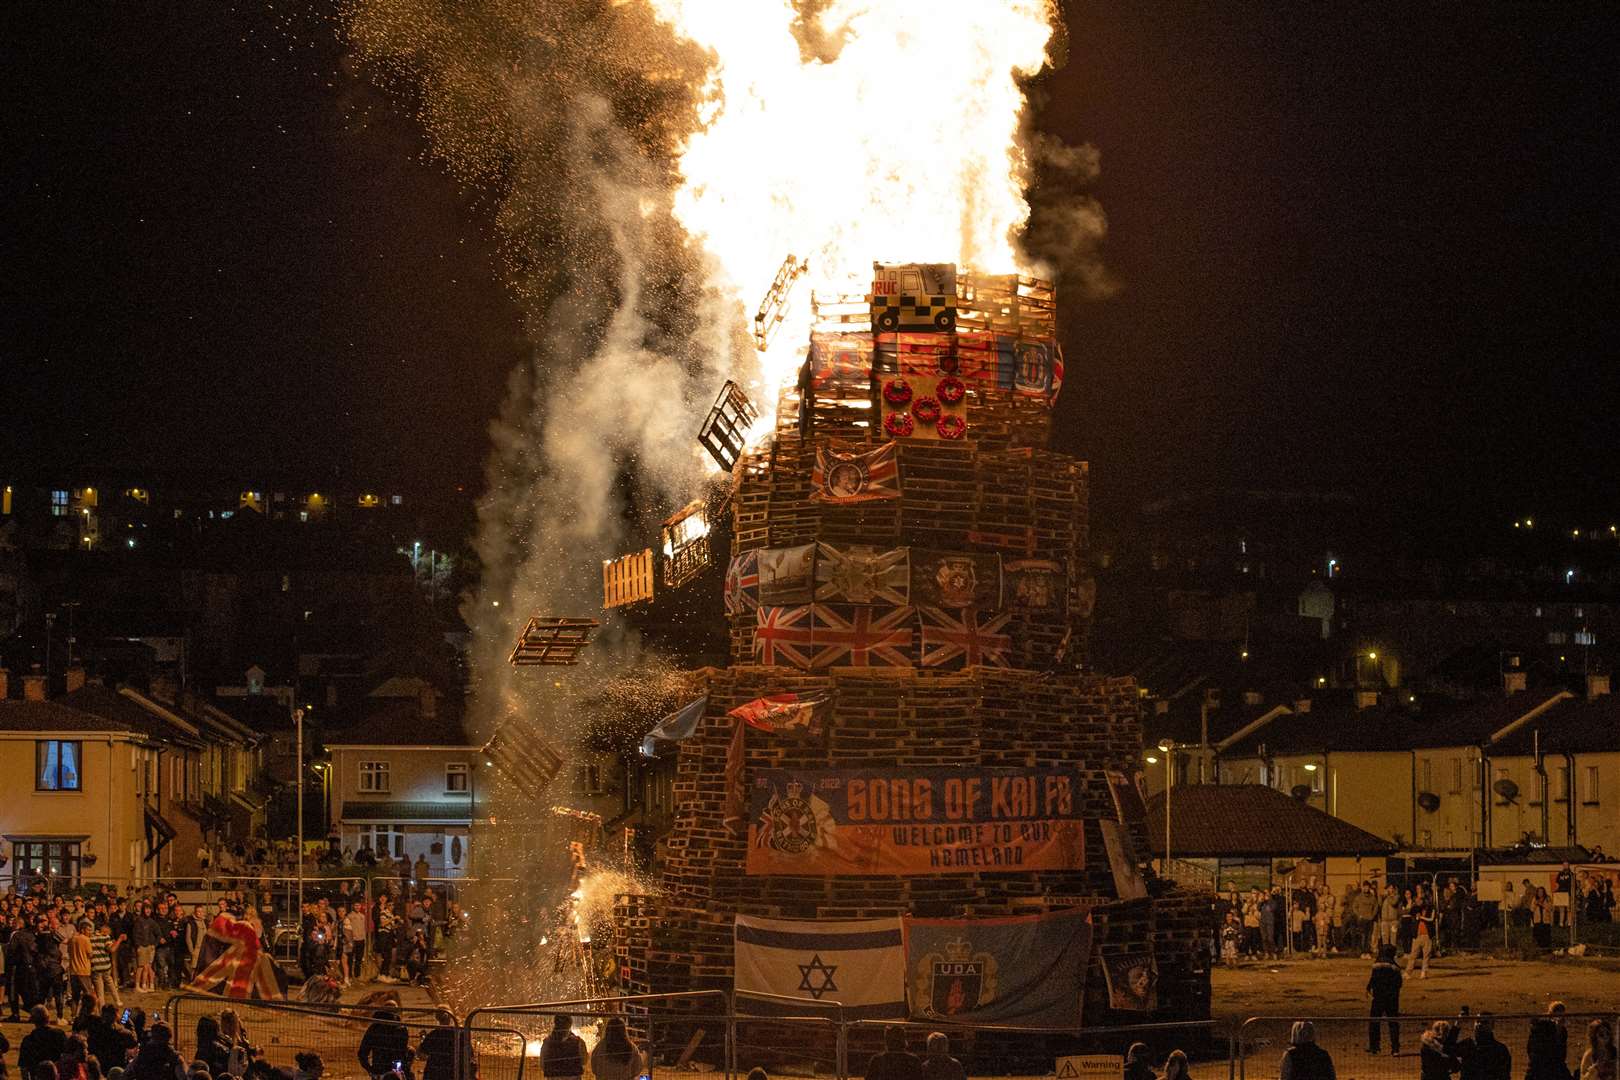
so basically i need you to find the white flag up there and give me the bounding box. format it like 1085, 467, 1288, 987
734, 915, 905, 1018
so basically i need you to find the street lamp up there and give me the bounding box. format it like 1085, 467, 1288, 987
1158, 739, 1176, 874
294, 707, 305, 914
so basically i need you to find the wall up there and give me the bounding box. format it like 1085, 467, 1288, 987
1489, 751, 1619, 854
0, 734, 145, 889
330, 744, 474, 875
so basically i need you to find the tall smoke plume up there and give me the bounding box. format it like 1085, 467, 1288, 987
340, 0, 1101, 1004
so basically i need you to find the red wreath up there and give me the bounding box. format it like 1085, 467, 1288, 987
884, 411, 915, 437
936, 376, 965, 404
936, 414, 967, 440
912, 396, 941, 423
882, 379, 913, 406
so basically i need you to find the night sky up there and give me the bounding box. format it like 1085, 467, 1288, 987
5, 3, 1615, 524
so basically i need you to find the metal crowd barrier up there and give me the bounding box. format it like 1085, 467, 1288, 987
157, 993, 1620, 1080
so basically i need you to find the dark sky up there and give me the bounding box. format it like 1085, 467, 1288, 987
5, 3, 1616, 524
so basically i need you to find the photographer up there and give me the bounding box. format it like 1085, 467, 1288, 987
357, 1010, 413, 1080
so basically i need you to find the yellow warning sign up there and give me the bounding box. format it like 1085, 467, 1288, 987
1056, 1055, 1121, 1080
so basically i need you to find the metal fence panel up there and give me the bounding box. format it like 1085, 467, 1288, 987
164, 995, 524, 1080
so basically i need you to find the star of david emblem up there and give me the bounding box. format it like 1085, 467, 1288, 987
797, 953, 839, 999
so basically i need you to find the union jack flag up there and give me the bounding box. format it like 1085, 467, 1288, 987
918, 607, 1013, 669
810, 604, 916, 668
754, 605, 817, 669
725, 550, 760, 615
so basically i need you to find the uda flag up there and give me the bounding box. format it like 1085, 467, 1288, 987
904, 909, 1091, 1028
735, 915, 906, 1018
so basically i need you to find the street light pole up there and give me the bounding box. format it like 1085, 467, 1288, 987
1159, 739, 1175, 875
294, 707, 305, 914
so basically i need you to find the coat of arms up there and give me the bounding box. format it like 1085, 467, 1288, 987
756, 779, 835, 856
912, 937, 998, 1017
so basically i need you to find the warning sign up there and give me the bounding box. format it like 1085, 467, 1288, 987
1056, 1055, 1120, 1080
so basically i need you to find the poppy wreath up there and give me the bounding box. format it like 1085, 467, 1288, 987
882, 378, 913, 406
936, 376, 965, 404
936, 414, 967, 439
884, 411, 915, 437
912, 396, 942, 424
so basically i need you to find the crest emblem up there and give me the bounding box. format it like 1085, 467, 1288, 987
763, 780, 818, 855
933, 557, 979, 607
914, 937, 998, 1017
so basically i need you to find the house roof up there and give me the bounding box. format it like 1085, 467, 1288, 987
324, 700, 473, 747
1145, 784, 1396, 858
0, 697, 142, 734
1490, 692, 1620, 756
1216, 688, 1570, 758
0, 684, 202, 745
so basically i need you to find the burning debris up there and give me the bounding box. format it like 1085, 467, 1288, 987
507, 616, 601, 667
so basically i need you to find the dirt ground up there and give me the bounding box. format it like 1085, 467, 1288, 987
1212, 952, 1620, 1022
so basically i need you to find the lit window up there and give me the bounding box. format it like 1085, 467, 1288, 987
358, 761, 390, 793
1575, 631, 1596, 646
51, 490, 70, 517
391, 495, 402, 506
36, 740, 83, 791
446, 763, 470, 793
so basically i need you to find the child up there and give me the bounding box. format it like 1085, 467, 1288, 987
1222, 913, 1242, 966
1313, 902, 1332, 958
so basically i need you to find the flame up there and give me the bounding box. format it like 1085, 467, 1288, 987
647, 0, 1057, 410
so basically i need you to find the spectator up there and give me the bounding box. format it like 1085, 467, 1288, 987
537, 1015, 586, 1080
129, 906, 158, 996
1579, 1020, 1616, 1080
1163, 1050, 1191, 1080
417, 1010, 474, 1080
1420, 1021, 1461, 1080
865, 1027, 921, 1080
1407, 899, 1437, 978
192, 1017, 231, 1080
291, 1053, 324, 1080
1527, 1013, 1572, 1080
1124, 1043, 1155, 1080
66, 923, 94, 1013
7, 918, 40, 1022
1455, 1013, 1511, 1080
587, 1018, 643, 1080
918, 1032, 965, 1080
88, 924, 119, 1010
357, 1010, 413, 1080
1366, 944, 1403, 1055
87, 1007, 137, 1074
19, 1008, 69, 1073
32, 1065, 58, 1080
1280, 1021, 1335, 1080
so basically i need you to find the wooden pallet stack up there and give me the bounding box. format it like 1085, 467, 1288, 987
613, 266, 1211, 1055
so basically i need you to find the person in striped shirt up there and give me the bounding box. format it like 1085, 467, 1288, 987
90, 918, 121, 1009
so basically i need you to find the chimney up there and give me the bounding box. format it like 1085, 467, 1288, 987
1243, 690, 1263, 706
23, 672, 48, 701
1356, 690, 1379, 710
64, 667, 87, 694
1587, 673, 1610, 701
1503, 670, 1527, 696
0, 668, 8, 699
1293, 698, 1312, 714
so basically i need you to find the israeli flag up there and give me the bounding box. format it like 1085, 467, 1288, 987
734, 915, 906, 1018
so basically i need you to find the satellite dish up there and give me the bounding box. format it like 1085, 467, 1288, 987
1493, 778, 1520, 801
1290, 784, 1312, 801
1417, 791, 1441, 813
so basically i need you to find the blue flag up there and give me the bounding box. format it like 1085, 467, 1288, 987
903, 908, 1091, 1028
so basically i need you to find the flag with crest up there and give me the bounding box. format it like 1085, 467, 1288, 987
815, 544, 909, 605
728, 691, 832, 734
911, 550, 1002, 610
918, 607, 1013, 668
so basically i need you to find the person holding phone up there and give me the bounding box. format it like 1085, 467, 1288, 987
357, 1009, 414, 1080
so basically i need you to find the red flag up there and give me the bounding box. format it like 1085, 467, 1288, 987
723, 717, 747, 838
727, 692, 832, 734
